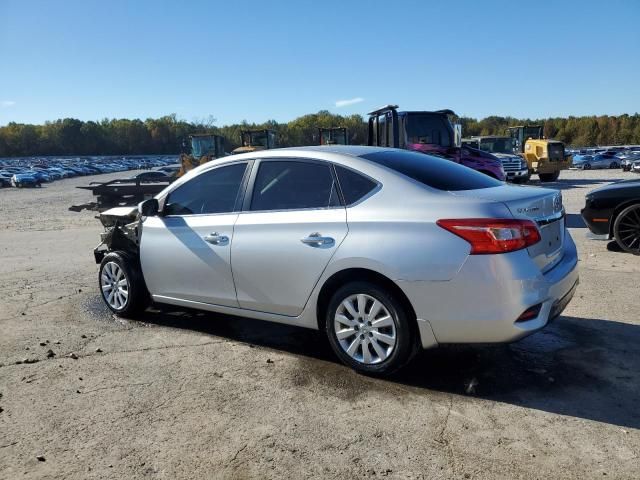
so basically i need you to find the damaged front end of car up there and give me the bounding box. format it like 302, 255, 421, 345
93, 207, 141, 264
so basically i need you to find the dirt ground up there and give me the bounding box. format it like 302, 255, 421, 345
0, 168, 639, 479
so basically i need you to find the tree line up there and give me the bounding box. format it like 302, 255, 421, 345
1, 111, 639, 157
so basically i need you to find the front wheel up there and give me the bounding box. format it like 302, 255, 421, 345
99, 251, 149, 317
582, 163, 592, 170
613, 204, 640, 254
539, 171, 560, 182
325, 282, 416, 376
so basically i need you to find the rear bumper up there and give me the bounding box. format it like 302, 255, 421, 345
398, 230, 579, 346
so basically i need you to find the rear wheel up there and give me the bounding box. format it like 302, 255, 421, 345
539, 171, 560, 182
325, 281, 416, 376
583, 163, 592, 170
613, 204, 640, 255
99, 251, 149, 317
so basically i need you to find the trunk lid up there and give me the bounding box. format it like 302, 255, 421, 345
451, 185, 565, 272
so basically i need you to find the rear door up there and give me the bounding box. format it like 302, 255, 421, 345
231, 159, 347, 316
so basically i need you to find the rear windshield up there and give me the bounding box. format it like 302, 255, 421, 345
361, 150, 502, 191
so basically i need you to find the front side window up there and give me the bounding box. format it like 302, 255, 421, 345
164, 163, 247, 216
478, 137, 515, 154
250, 160, 340, 211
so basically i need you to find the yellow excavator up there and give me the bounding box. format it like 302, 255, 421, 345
177, 134, 226, 177
231, 129, 277, 154
506, 126, 572, 182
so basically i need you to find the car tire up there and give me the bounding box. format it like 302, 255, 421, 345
539, 171, 560, 182
613, 204, 640, 255
325, 281, 417, 376
99, 251, 150, 317
582, 163, 591, 170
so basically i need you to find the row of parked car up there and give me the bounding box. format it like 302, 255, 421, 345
569, 147, 640, 172
0, 156, 177, 188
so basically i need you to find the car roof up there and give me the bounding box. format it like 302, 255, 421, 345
171, 146, 413, 192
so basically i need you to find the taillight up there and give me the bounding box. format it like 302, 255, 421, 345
436, 218, 541, 254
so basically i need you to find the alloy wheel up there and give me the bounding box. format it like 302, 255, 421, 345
616, 206, 640, 253
100, 261, 129, 310
334, 294, 397, 364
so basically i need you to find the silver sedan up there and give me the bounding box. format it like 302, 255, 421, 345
94, 146, 579, 375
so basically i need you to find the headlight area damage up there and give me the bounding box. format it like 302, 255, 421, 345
93, 207, 140, 264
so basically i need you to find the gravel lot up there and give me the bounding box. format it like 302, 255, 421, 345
1, 169, 639, 479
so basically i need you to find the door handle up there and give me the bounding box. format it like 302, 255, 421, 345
203, 232, 229, 245
301, 232, 335, 248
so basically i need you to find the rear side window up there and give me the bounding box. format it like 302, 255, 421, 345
361, 150, 502, 191
250, 160, 341, 211
335, 165, 378, 205
164, 163, 247, 215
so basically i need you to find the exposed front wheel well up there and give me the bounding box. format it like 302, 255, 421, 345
316, 268, 418, 336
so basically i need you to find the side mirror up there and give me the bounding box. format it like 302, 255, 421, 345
138, 198, 159, 217
453, 124, 462, 148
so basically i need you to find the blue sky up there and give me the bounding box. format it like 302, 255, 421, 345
0, 0, 639, 126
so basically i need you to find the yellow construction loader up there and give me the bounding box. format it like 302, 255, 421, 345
177, 134, 226, 177
506, 126, 572, 182
231, 129, 277, 154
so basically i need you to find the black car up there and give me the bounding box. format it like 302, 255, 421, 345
581, 179, 640, 253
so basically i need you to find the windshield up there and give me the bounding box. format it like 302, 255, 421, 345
191, 137, 217, 157
321, 130, 347, 145
478, 137, 515, 154
245, 132, 269, 147
405, 113, 452, 147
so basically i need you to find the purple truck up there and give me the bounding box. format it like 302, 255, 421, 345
367, 105, 505, 181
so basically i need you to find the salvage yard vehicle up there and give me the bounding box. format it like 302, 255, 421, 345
367, 105, 506, 181
11, 173, 41, 188
506, 125, 571, 182
573, 153, 619, 170
318, 127, 349, 145
94, 146, 578, 375
620, 152, 640, 171
232, 129, 277, 155
178, 134, 226, 178
582, 179, 640, 253
0, 173, 12, 187
465, 136, 530, 183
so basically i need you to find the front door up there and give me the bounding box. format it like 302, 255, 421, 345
140, 162, 249, 307
232, 159, 348, 316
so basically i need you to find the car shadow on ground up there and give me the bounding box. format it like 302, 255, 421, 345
116, 303, 640, 430
565, 213, 587, 228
